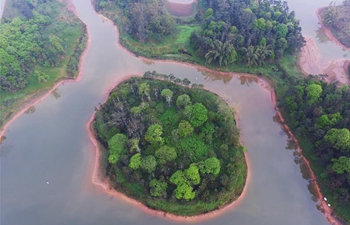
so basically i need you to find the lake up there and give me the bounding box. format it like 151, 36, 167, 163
1, 0, 349, 225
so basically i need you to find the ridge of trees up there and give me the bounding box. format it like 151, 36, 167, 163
93, 74, 247, 215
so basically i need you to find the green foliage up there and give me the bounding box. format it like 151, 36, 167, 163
305, 83, 322, 103
161, 88, 173, 105
155, 145, 177, 164
205, 8, 214, 18
199, 157, 221, 176
189, 103, 208, 127
145, 124, 164, 146
178, 135, 208, 161
149, 179, 168, 197
108, 133, 128, 164
178, 120, 194, 138
174, 182, 195, 201
176, 94, 191, 108
138, 82, 151, 101
332, 156, 350, 175
184, 164, 201, 185
324, 128, 350, 152
129, 153, 142, 170
141, 155, 158, 173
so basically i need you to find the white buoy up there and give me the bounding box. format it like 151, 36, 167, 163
328, 204, 331, 207
324, 197, 327, 201
46, 181, 49, 185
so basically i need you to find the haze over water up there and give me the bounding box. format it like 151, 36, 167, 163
1, 0, 349, 225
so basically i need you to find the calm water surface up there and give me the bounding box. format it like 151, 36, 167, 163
1, 0, 348, 225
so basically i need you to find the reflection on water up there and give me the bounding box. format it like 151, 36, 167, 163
198, 68, 234, 84
24, 106, 36, 114
51, 89, 61, 100
315, 27, 329, 44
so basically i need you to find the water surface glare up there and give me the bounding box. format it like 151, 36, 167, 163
0, 0, 347, 224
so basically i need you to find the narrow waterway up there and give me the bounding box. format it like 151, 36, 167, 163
0, 0, 349, 225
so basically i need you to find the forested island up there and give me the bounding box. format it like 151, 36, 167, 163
0, 0, 87, 127
318, 0, 350, 49
94, 0, 350, 222
92, 74, 247, 216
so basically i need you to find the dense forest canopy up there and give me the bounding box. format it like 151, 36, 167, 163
0, 0, 85, 93
280, 77, 350, 209
191, 0, 305, 66
93, 74, 246, 215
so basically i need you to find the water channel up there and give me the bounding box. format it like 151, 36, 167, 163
1, 0, 350, 225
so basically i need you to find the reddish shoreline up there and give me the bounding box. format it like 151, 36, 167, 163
315, 7, 350, 51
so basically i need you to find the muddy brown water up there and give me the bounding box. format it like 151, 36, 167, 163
1, 0, 349, 224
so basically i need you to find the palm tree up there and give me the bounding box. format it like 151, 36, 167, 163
205, 40, 235, 66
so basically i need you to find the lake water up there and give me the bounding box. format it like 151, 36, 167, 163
1, 0, 349, 225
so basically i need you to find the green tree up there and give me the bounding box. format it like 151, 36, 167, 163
178, 120, 194, 138
199, 157, 221, 175
184, 164, 201, 185
141, 155, 157, 173
174, 182, 195, 200
138, 82, 151, 101
205, 40, 236, 66
205, 8, 214, 18
170, 170, 187, 185
155, 145, 177, 164
332, 156, 350, 174
176, 94, 191, 108
108, 133, 128, 164
324, 128, 350, 152
189, 103, 208, 127
149, 179, 168, 197
145, 124, 164, 146
161, 88, 173, 105
129, 138, 141, 153
129, 153, 142, 170
305, 83, 322, 103
276, 23, 288, 38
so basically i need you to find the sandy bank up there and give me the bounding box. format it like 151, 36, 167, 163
299, 37, 350, 85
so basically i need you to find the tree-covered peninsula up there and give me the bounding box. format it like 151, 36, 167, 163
94, 0, 304, 69
93, 74, 247, 216
318, 0, 350, 48
0, 0, 87, 127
